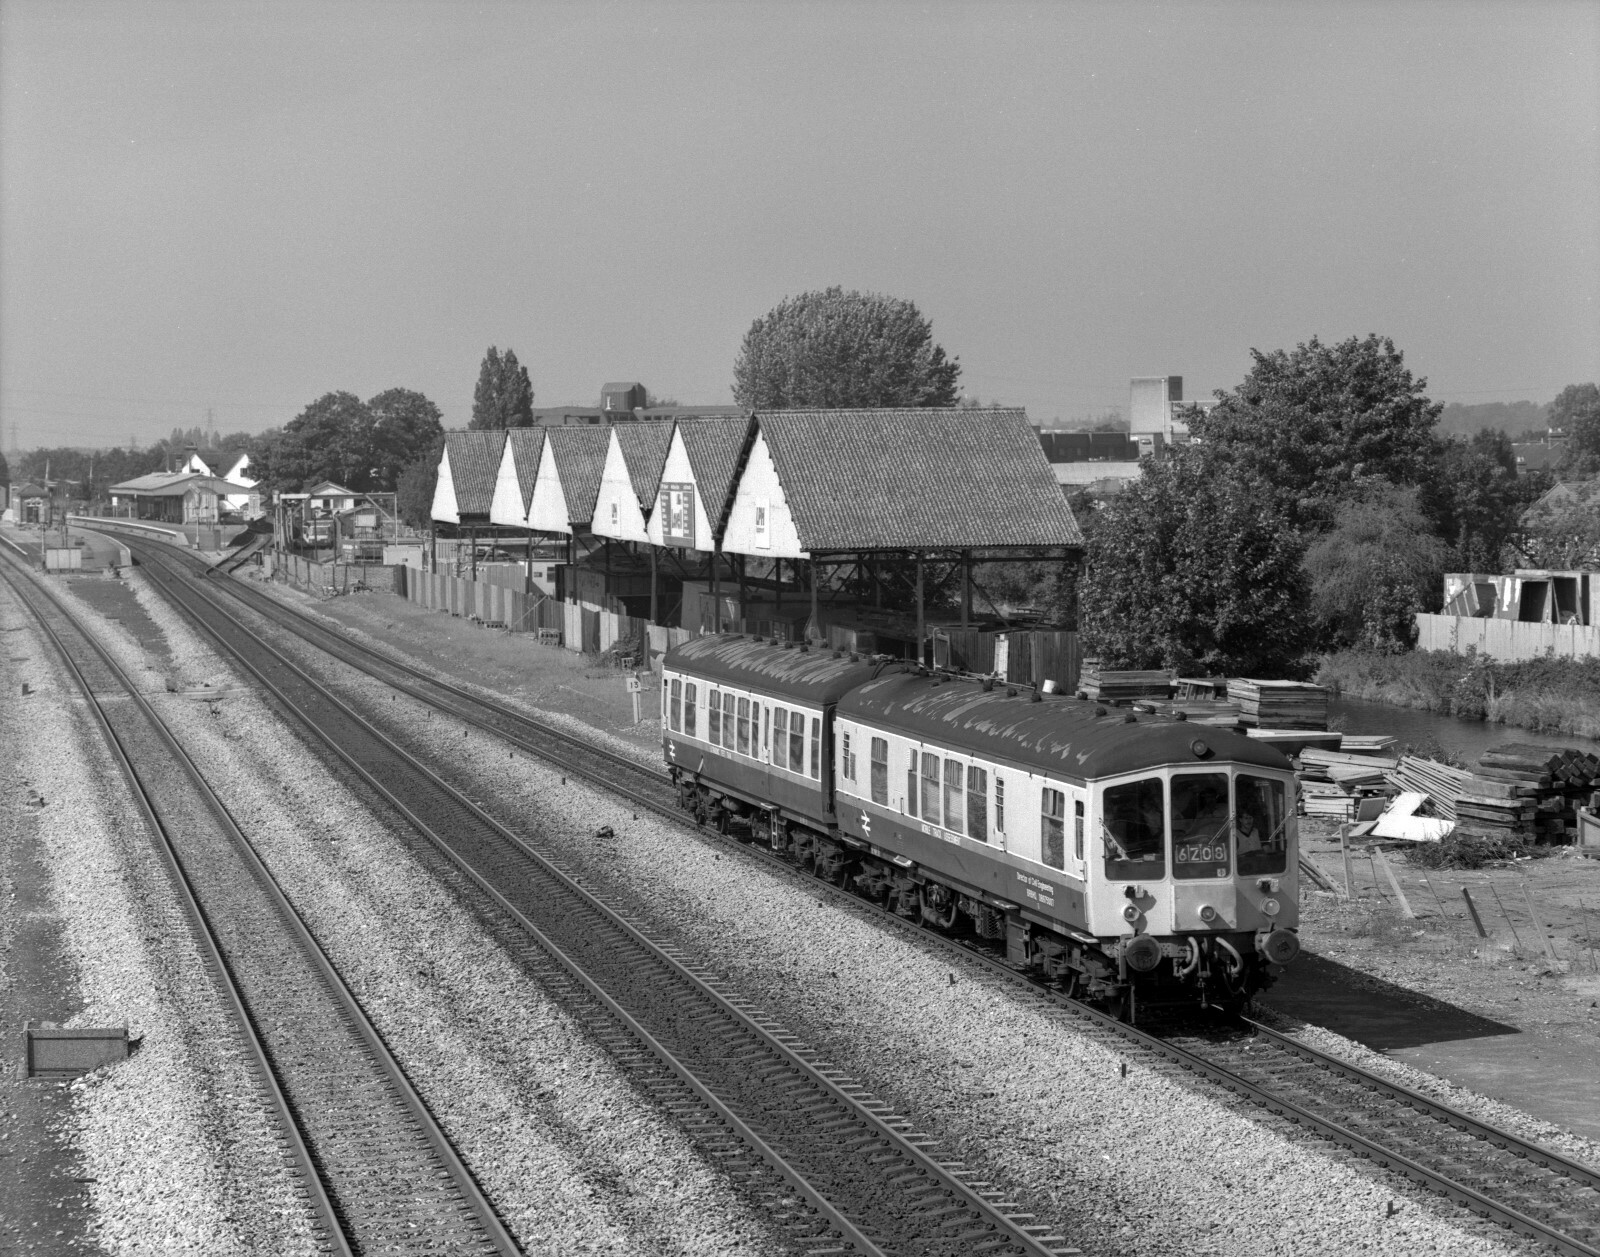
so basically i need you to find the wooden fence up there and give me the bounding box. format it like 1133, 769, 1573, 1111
933, 628, 1081, 692
1416, 613, 1600, 661
267, 553, 389, 595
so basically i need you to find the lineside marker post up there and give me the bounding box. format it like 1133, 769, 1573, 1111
1339, 824, 1354, 899
1372, 847, 1415, 919
1461, 887, 1489, 939
1520, 881, 1560, 965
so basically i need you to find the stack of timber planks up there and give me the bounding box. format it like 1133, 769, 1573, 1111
1382, 752, 1565, 841
1471, 743, 1600, 843
1078, 666, 1173, 703
1228, 679, 1330, 729
1295, 746, 1399, 820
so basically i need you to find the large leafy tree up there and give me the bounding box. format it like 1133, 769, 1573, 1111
1418, 429, 1540, 572
1513, 481, 1600, 569
732, 287, 961, 409
470, 346, 534, 429
1078, 452, 1315, 677
1189, 334, 1441, 531
259, 391, 374, 491
368, 388, 444, 489
396, 436, 445, 530
1304, 483, 1450, 651
1551, 382, 1600, 474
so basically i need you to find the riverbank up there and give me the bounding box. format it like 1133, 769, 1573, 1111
1317, 648, 1600, 742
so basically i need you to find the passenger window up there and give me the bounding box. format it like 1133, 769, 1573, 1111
944, 758, 964, 834
907, 750, 918, 817
1172, 773, 1231, 879
920, 754, 941, 826
1102, 777, 1166, 878
762, 706, 770, 756
1237, 775, 1289, 875
722, 692, 736, 750
1041, 788, 1065, 869
708, 688, 721, 744
737, 697, 751, 756
789, 711, 805, 774
870, 737, 888, 805
809, 715, 820, 780
1074, 799, 1084, 861
683, 683, 697, 739
773, 708, 789, 767
995, 777, 1005, 832
966, 766, 988, 842
670, 678, 682, 732
841, 730, 854, 782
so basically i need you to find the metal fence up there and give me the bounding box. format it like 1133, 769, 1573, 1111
1416, 613, 1600, 661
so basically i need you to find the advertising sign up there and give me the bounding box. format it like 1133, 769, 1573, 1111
659, 482, 696, 548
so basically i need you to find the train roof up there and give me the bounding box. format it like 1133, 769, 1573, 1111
664, 635, 886, 706
838, 671, 1294, 782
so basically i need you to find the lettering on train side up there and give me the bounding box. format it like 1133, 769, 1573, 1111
1016, 870, 1056, 908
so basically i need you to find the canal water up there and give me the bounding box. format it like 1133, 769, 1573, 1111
1328, 697, 1600, 765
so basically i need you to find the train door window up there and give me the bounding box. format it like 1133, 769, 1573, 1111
722, 692, 736, 750
1236, 775, 1289, 875
683, 684, 697, 739
773, 708, 789, 769
870, 737, 888, 805
995, 777, 1005, 834
737, 698, 751, 756
943, 758, 965, 835
966, 766, 988, 842
670, 678, 682, 732
920, 754, 942, 827
841, 730, 856, 783
1073, 799, 1085, 861
707, 688, 721, 745
1172, 773, 1231, 879
809, 714, 821, 779
788, 711, 806, 774
763, 706, 770, 758
906, 749, 918, 817
1041, 788, 1066, 869
1102, 777, 1166, 879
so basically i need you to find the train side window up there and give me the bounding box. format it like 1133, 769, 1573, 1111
966, 766, 988, 842
722, 692, 736, 750
907, 749, 918, 817
1102, 777, 1166, 878
1074, 799, 1085, 861
670, 678, 682, 732
788, 711, 805, 773
1236, 775, 1289, 875
773, 708, 789, 768
707, 688, 721, 744
763, 705, 770, 757
870, 737, 888, 805
683, 683, 697, 739
944, 758, 965, 835
809, 714, 821, 779
841, 730, 855, 782
920, 754, 942, 827
995, 777, 1005, 833
1041, 788, 1066, 869
737, 697, 751, 756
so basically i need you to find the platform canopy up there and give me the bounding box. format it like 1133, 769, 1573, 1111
646, 415, 753, 553
720, 409, 1083, 558
527, 425, 611, 535
489, 428, 545, 528
432, 430, 507, 524
591, 421, 675, 544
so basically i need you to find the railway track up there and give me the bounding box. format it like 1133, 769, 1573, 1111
106, 532, 1080, 1255
0, 546, 521, 1256
104, 531, 1600, 1254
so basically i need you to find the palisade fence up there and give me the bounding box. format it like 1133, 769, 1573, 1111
1416, 612, 1600, 662
266, 553, 390, 596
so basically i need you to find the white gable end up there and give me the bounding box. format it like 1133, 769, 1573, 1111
646, 427, 712, 551
527, 444, 571, 534
488, 438, 527, 527
431, 449, 460, 523
592, 432, 650, 543
723, 430, 807, 559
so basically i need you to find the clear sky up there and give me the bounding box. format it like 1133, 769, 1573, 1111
2, 0, 1596, 450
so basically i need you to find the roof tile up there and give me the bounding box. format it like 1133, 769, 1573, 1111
677, 416, 754, 536
504, 428, 546, 513
614, 422, 675, 510
443, 430, 508, 517
543, 426, 612, 525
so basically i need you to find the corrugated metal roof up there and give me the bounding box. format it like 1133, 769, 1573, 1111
109, 473, 236, 498
614, 422, 675, 511
755, 409, 1084, 551
665, 634, 887, 705
677, 416, 754, 538
505, 428, 546, 514
443, 430, 508, 517
839, 671, 1291, 782
544, 426, 612, 525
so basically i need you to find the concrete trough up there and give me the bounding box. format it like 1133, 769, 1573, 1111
24, 1024, 130, 1079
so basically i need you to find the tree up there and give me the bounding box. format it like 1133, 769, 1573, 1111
1078, 453, 1315, 677
1551, 383, 1600, 473
1417, 429, 1538, 572
470, 346, 534, 429
258, 392, 374, 492
396, 436, 444, 530
1514, 481, 1600, 569
1189, 334, 1441, 531
367, 388, 443, 489
1303, 483, 1449, 651
732, 287, 961, 409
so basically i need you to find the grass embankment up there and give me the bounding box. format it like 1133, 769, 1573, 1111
1316, 648, 1600, 741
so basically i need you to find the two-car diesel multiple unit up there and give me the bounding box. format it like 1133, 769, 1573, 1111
662, 635, 1301, 1016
